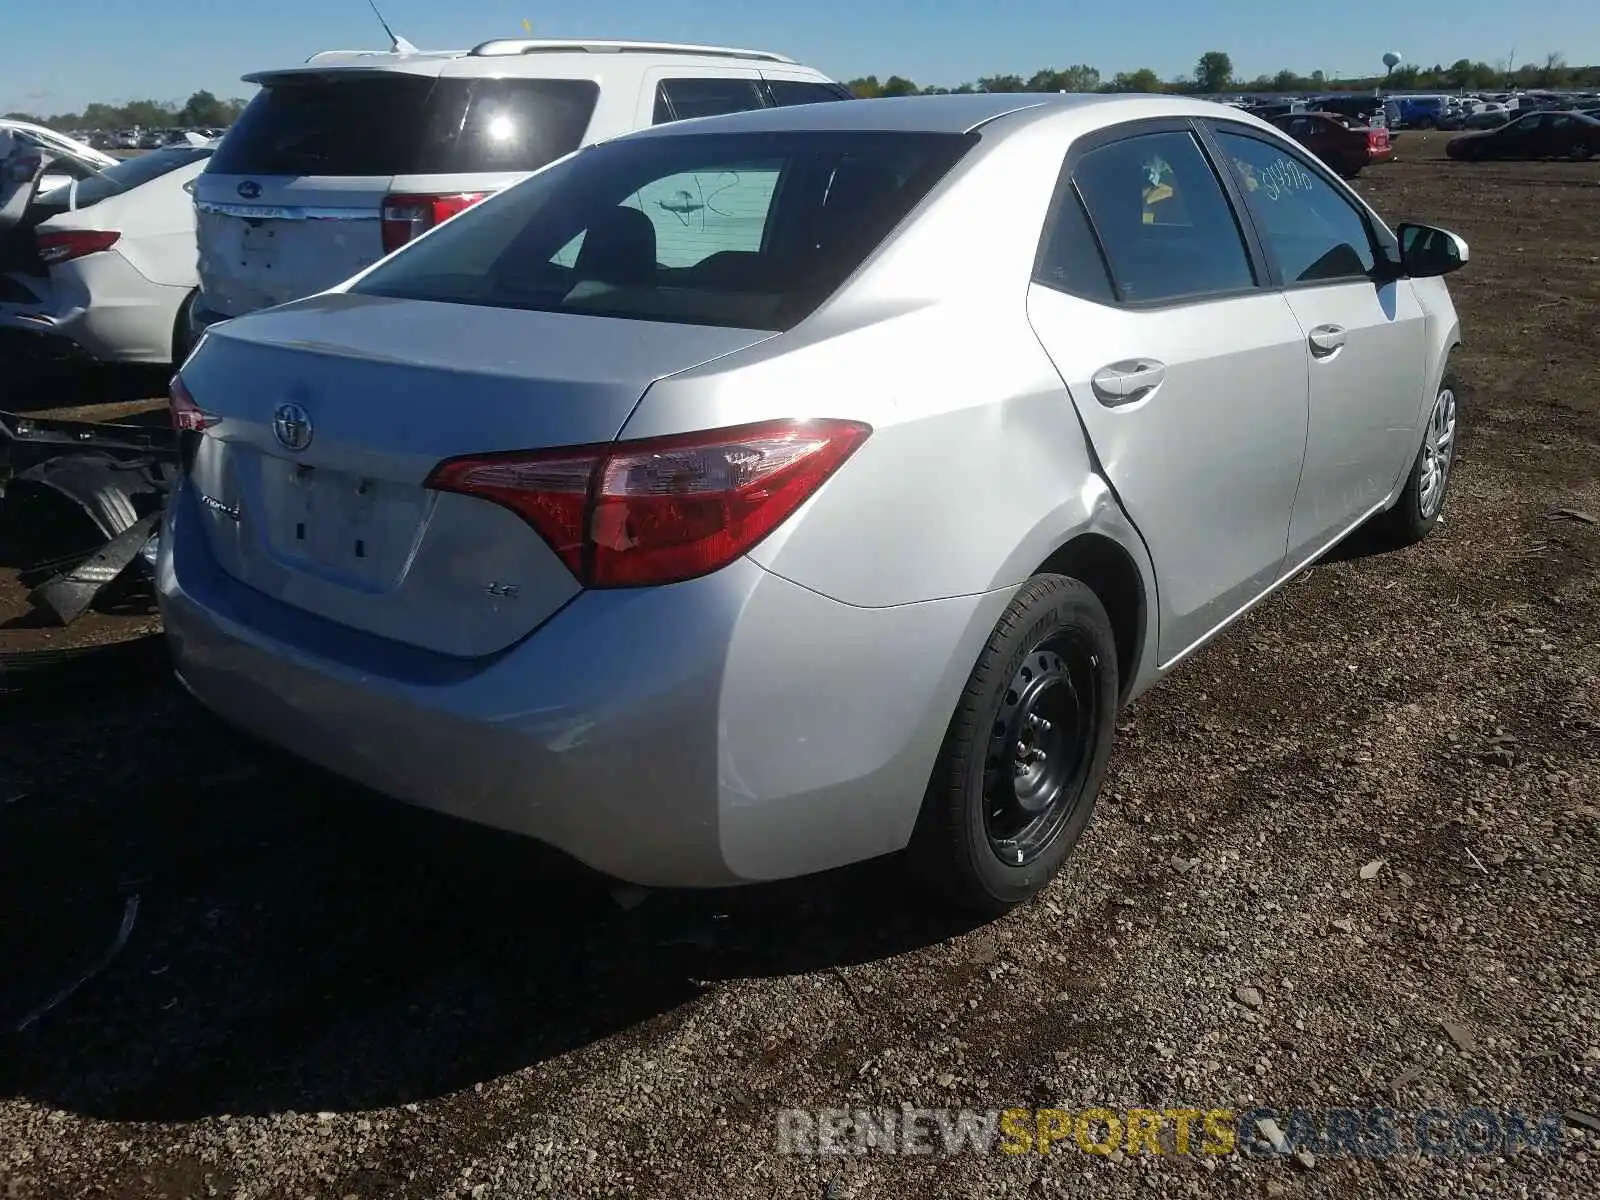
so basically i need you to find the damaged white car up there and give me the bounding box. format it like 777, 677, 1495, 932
1, 137, 216, 366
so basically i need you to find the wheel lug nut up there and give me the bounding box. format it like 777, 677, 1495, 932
1030, 748, 1047, 762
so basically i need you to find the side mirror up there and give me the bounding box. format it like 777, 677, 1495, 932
1396, 222, 1469, 278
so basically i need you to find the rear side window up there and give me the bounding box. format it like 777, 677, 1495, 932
1034, 184, 1116, 304
766, 80, 854, 107
354, 130, 973, 331
208, 75, 599, 176
1071, 130, 1256, 304
652, 78, 768, 124
36, 146, 211, 212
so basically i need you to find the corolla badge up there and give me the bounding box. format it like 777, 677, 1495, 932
236, 180, 262, 200
272, 402, 313, 452
197, 491, 240, 521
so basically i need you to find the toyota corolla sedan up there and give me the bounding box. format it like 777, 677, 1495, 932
159, 94, 1466, 914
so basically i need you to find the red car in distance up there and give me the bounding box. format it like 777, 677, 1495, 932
1269, 111, 1393, 179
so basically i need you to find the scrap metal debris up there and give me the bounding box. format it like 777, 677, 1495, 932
1, 407, 176, 629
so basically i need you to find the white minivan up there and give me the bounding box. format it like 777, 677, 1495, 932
189, 38, 851, 342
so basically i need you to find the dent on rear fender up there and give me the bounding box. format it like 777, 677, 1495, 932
751, 386, 1138, 609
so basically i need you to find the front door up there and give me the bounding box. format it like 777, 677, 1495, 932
1026, 124, 1311, 663
1210, 125, 1429, 563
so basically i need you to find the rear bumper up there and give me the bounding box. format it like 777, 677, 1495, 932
158, 478, 1012, 888
0, 252, 187, 364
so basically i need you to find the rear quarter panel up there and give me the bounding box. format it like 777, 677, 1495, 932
620, 108, 1160, 668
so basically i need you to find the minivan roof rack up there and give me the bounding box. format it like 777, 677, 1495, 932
466, 38, 797, 64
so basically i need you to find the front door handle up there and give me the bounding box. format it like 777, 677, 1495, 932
1308, 324, 1347, 357
1090, 359, 1167, 407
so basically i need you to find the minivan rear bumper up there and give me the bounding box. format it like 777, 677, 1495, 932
158, 478, 1010, 888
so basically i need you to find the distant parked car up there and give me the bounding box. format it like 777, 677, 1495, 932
0, 143, 216, 364
1447, 110, 1600, 160
1391, 95, 1452, 129
189, 37, 853, 343
162, 95, 1468, 913
1269, 112, 1392, 177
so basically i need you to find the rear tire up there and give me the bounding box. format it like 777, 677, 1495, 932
170, 289, 198, 365
908, 574, 1119, 916
1367, 368, 1461, 548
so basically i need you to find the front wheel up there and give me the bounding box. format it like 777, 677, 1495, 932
908, 574, 1119, 915
1368, 370, 1461, 548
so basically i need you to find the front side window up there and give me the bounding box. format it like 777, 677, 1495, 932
652, 77, 768, 124
1071, 129, 1256, 304
1214, 129, 1377, 284
354, 130, 972, 331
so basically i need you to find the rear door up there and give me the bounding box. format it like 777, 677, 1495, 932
1209, 123, 1427, 561
1026, 121, 1311, 663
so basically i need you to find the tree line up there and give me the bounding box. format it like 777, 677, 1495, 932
3, 90, 249, 131
8, 51, 1599, 133
848, 51, 1600, 98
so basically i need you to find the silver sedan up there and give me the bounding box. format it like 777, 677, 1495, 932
158, 93, 1466, 913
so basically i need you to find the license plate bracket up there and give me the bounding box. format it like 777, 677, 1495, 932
239, 222, 278, 268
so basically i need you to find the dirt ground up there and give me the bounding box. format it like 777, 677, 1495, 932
1, 134, 1597, 1200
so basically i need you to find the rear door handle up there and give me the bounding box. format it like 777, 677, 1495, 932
1308, 324, 1346, 357
1090, 359, 1167, 407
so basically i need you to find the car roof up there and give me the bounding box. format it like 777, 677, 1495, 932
620, 92, 1261, 139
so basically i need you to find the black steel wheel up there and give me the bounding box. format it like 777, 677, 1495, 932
982, 642, 1099, 868
910, 573, 1120, 915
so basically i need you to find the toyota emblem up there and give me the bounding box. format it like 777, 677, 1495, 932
237, 180, 262, 200
272, 402, 313, 452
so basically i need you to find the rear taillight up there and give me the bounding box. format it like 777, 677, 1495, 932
168, 375, 217, 433
427, 419, 872, 588
1367, 129, 1389, 151
380, 192, 487, 253
37, 230, 120, 265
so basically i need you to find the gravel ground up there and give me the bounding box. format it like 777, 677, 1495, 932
1, 136, 1597, 1200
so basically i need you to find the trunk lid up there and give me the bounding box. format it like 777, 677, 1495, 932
181, 292, 774, 655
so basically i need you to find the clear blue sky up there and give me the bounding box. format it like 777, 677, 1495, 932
4, 0, 1597, 115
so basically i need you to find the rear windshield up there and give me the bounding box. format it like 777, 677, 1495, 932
36, 146, 211, 212
352, 130, 972, 331
207, 75, 600, 177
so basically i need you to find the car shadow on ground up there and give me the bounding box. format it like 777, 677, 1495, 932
0, 355, 170, 414
0, 675, 983, 1124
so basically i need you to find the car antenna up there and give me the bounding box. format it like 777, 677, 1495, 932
364, 0, 419, 53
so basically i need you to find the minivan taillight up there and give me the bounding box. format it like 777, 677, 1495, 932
37, 230, 120, 265
379, 192, 488, 253
426, 419, 872, 588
